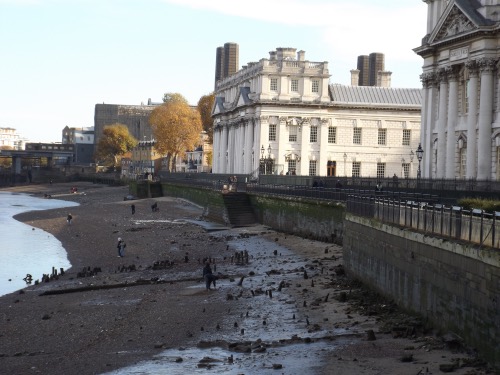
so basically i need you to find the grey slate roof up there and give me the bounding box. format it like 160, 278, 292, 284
329, 84, 422, 108
239, 87, 251, 105
455, 0, 495, 27
214, 96, 225, 113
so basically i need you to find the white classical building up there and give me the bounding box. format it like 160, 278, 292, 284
212, 47, 422, 178
415, 0, 500, 180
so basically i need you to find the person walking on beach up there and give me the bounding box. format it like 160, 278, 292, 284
131, 204, 135, 215
117, 237, 126, 257
202, 261, 216, 290
67, 213, 72, 225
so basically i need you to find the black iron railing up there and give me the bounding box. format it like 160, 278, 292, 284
346, 194, 500, 250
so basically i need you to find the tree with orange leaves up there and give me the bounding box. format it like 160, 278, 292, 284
149, 94, 202, 172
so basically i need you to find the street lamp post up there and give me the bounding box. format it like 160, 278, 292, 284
416, 143, 424, 187
343, 153, 347, 176
260, 145, 273, 175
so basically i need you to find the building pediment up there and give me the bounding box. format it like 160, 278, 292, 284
430, 4, 478, 44
211, 97, 225, 116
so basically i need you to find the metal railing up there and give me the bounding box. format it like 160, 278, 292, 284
247, 184, 438, 204
347, 195, 500, 250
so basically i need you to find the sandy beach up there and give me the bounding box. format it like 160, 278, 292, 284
0, 182, 495, 375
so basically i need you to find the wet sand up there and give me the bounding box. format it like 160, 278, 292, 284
0, 182, 495, 375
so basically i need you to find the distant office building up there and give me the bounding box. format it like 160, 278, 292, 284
369, 53, 385, 85
356, 55, 370, 86
62, 126, 95, 164
94, 99, 161, 147
214, 42, 239, 88
354, 53, 390, 87
0, 127, 27, 150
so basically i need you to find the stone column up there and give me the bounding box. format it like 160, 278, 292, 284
420, 72, 437, 178
477, 58, 496, 180
238, 121, 246, 174
221, 124, 229, 174
233, 123, 241, 173
445, 66, 459, 179
436, 68, 449, 178
318, 118, 330, 177
253, 118, 261, 173
277, 116, 287, 172
243, 119, 254, 174
300, 118, 309, 175
212, 127, 218, 172
465, 60, 479, 179
228, 123, 235, 174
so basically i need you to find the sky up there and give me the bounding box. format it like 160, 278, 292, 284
0, 0, 427, 143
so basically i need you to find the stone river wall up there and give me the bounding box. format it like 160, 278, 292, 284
343, 213, 500, 368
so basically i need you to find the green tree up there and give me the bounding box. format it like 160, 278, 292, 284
197, 93, 215, 142
95, 123, 138, 168
149, 98, 203, 172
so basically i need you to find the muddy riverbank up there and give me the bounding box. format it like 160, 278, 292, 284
0, 182, 494, 374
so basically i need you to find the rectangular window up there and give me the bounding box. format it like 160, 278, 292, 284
310, 126, 318, 143
270, 78, 278, 91
269, 124, 276, 141
309, 160, 317, 176
460, 148, 467, 178
289, 126, 298, 142
291, 79, 299, 92
353, 128, 362, 145
377, 162, 386, 179
352, 162, 361, 177
311, 79, 319, 93
378, 128, 387, 145
328, 126, 337, 143
287, 160, 297, 174
402, 129, 411, 146
402, 163, 410, 178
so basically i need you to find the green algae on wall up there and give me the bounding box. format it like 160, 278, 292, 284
249, 194, 345, 244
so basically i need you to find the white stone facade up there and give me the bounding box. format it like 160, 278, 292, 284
212, 48, 422, 178
415, 0, 500, 180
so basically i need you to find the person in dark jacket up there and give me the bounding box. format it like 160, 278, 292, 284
202, 262, 216, 290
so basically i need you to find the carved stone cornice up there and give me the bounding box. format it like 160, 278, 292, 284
478, 58, 497, 73
420, 72, 437, 88
286, 117, 303, 128
268, 116, 279, 125
447, 65, 461, 81
436, 67, 450, 83
465, 60, 480, 77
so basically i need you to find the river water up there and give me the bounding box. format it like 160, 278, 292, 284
0, 191, 79, 297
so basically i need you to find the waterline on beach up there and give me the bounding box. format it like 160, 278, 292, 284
0, 192, 79, 297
